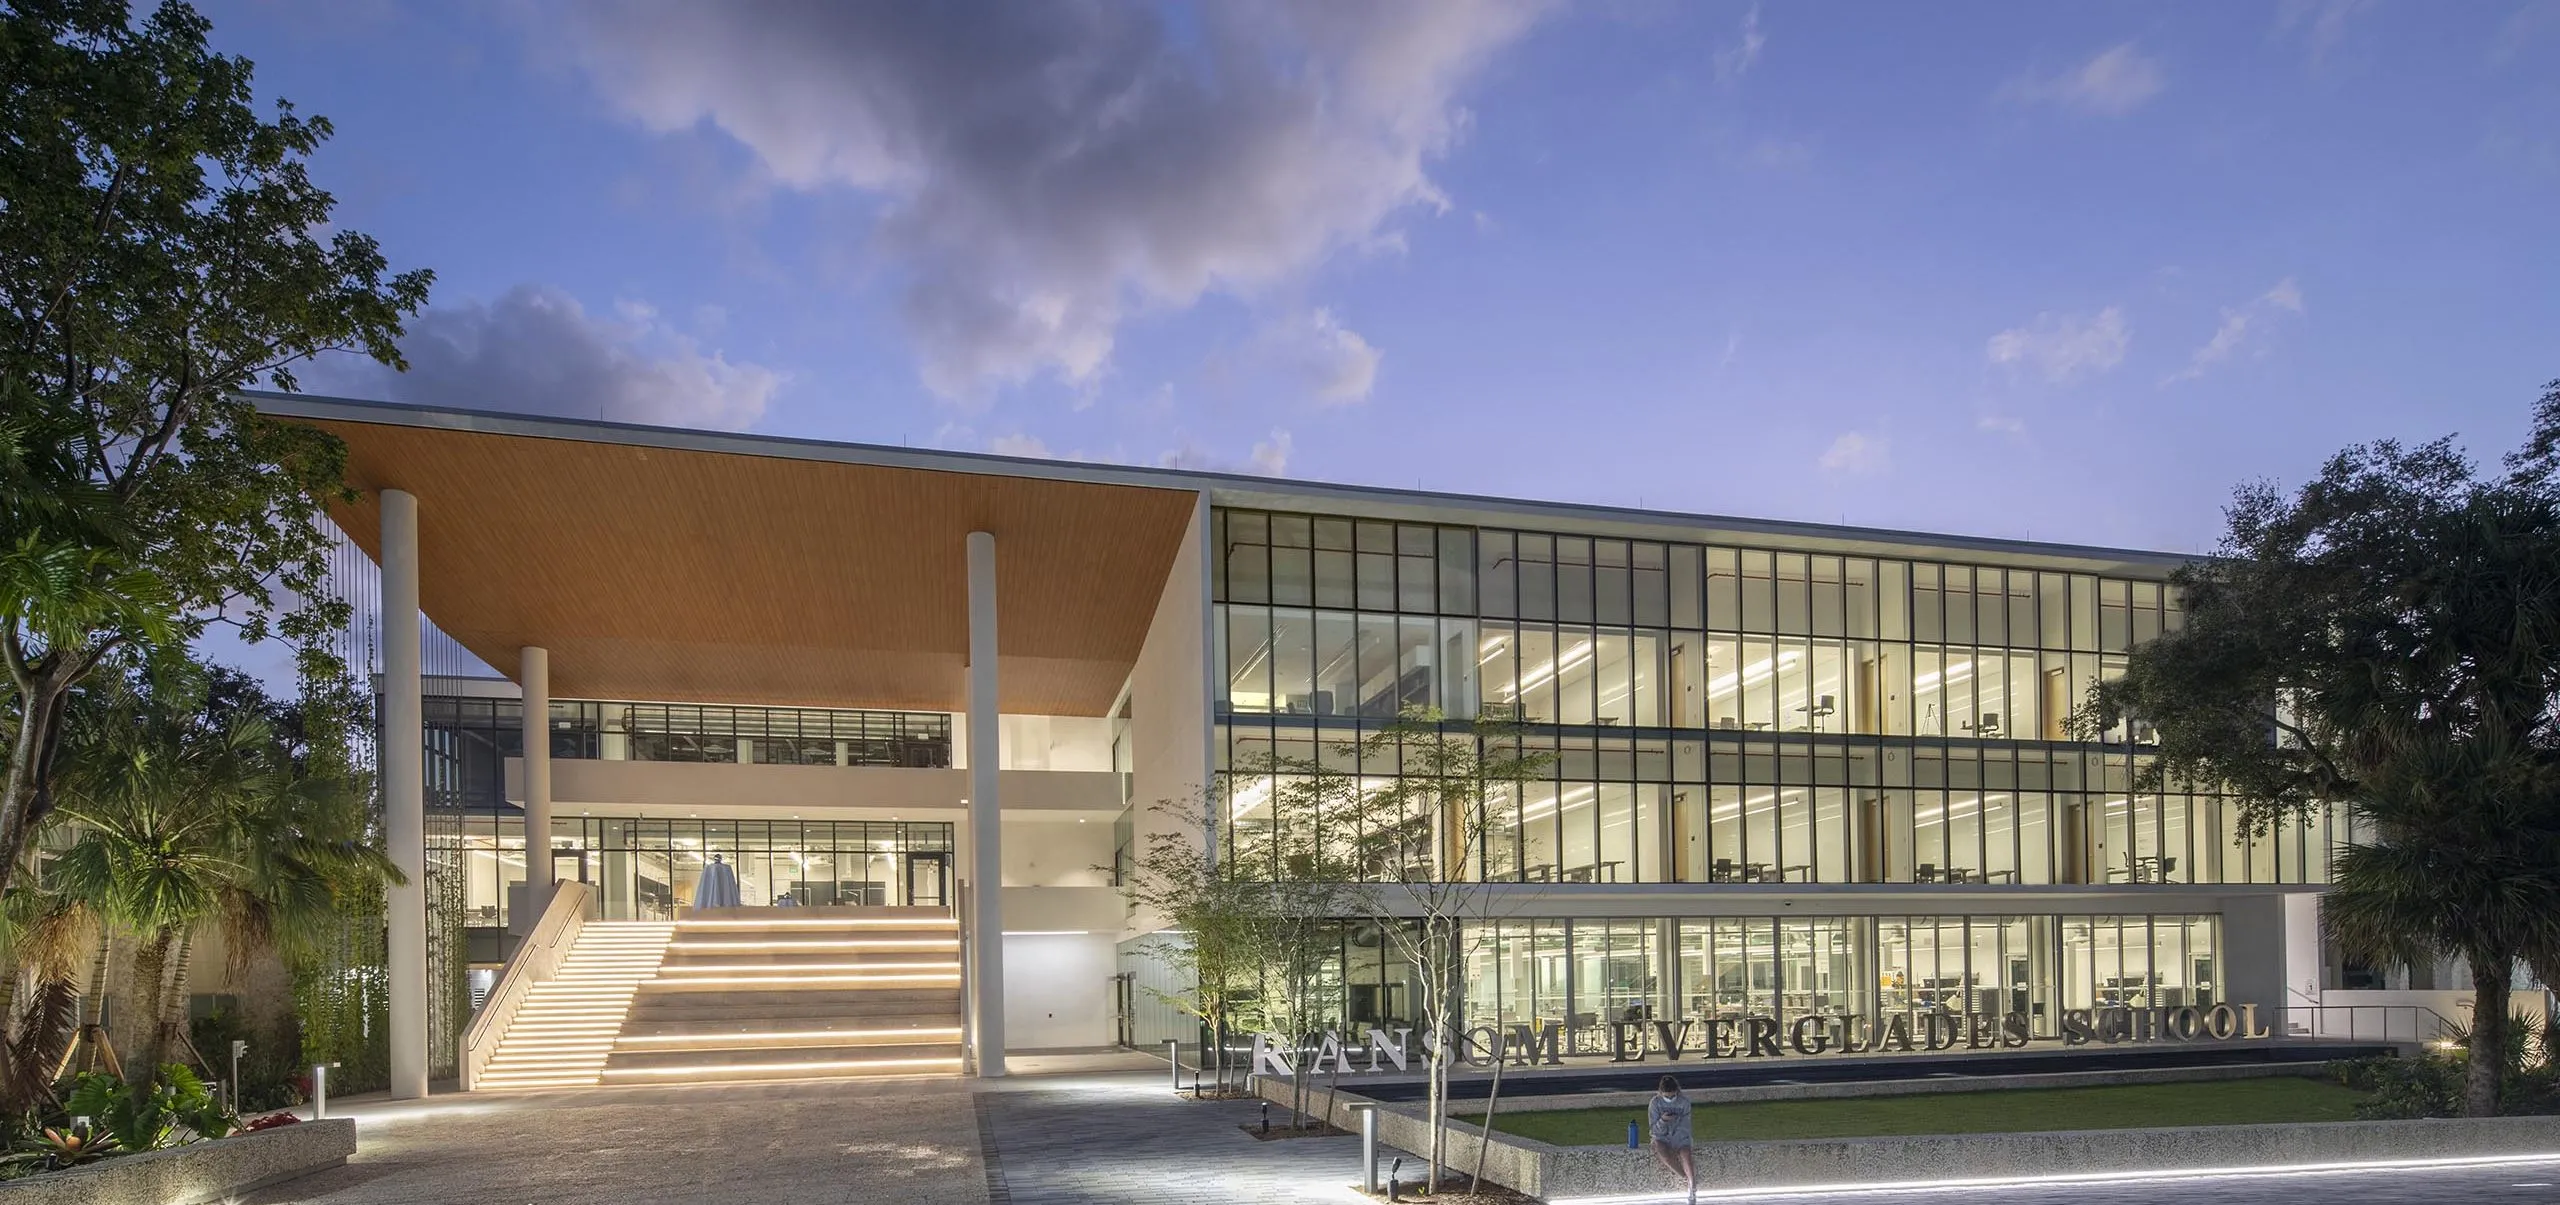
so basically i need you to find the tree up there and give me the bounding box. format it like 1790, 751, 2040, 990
0, 0, 432, 898
1341, 709, 1553, 1194
41, 661, 397, 1091
1118, 778, 1357, 1115
2090, 381, 2560, 1117
1117, 794, 1264, 1094
1227, 752, 1362, 1129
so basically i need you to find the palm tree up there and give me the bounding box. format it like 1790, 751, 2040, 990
41, 666, 397, 1089
0, 882, 95, 1110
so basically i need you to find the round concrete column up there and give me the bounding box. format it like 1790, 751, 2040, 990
966, 530, 1006, 1077
380, 489, 427, 1100
519, 646, 552, 911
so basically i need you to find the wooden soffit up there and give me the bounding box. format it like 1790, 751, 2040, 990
293, 413, 1201, 716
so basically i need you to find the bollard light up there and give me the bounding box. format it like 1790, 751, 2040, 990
230, 1039, 248, 1114
312, 1062, 340, 1120
1349, 1101, 1380, 1192
1165, 1039, 1181, 1094
1260, 1100, 1270, 1134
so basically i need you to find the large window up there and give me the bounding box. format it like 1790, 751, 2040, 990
1462, 912, 2219, 1044
455, 814, 957, 934
1212, 508, 2334, 888
1215, 508, 2179, 742
1217, 719, 2336, 887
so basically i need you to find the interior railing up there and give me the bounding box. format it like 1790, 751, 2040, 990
460, 880, 594, 1091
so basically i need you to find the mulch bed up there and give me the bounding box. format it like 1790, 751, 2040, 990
1352, 1171, 1538, 1203
1236, 1121, 1353, 1141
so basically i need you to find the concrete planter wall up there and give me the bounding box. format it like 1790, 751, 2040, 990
1256, 1076, 2560, 1200
0, 1118, 355, 1205
1526, 1115, 2560, 1199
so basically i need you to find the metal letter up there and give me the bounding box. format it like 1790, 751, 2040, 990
1251, 1034, 1295, 1077
1883, 1013, 1917, 1052
1508, 1021, 1564, 1066
2169, 1007, 2203, 1040
2060, 1009, 2095, 1046
1789, 1015, 1833, 1055
2206, 1003, 2239, 1040
2240, 1003, 2271, 1039
1367, 1028, 1412, 1072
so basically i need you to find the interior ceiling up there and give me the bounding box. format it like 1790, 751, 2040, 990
299, 417, 1201, 716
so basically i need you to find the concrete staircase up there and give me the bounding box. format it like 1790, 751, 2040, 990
474, 907, 964, 1091
474, 921, 674, 1091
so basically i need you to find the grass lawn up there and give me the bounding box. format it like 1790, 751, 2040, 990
1469, 1077, 2368, 1145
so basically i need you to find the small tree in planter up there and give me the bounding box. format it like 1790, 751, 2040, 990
1341, 709, 1552, 1195
1118, 795, 1259, 1095
1229, 751, 1363, 1130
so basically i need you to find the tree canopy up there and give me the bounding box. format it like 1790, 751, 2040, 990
0, 0, 431, 894
2092, 380, 2560, 1117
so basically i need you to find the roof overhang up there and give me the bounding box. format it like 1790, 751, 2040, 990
258, 394, 1203, 715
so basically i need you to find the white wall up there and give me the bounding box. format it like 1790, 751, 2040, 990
2217, 893, 2293, 1027
1001, 817, 1116, 887
519, 759, 1121, 813
1002, 932, 1118, 1050
997, 715, 1116, 771
1123, 499, 1211, 934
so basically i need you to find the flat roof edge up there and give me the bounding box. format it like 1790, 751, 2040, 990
247, 390, 2195, 573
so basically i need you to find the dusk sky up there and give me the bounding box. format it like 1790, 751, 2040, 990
212, 0, 2559, 556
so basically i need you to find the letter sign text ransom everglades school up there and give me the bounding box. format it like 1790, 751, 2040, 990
1247, 1003, 2274, 1076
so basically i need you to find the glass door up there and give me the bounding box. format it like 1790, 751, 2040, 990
906, 851, 950, 908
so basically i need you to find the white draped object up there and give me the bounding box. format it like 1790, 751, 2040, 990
694, 856, 741, 908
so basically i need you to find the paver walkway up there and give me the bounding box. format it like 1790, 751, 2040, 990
975, 1080, 1377, 1204
241, 1079, 988, 1205
239, 1062, 1393, 1205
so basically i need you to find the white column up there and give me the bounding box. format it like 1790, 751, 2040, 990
519, 646, 552, 909
967, 530, 1006, 1077
380, 489, 428, 1100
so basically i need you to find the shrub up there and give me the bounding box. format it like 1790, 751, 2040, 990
61, 1064, 237, 1153
2330, 1010, 2560, 1118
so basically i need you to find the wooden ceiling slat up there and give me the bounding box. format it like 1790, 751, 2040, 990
300, 419, 1198, 716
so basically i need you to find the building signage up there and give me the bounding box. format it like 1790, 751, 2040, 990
1248, 1003, 2272, 1077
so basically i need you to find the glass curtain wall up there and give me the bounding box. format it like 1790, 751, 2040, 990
1218, 721, 2336, 887
1213, 508, 2340, 888
1463, 913, 2220, 1043
457, 815, 957, 933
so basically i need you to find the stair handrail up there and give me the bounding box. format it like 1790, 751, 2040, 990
461, 880, 594, 1091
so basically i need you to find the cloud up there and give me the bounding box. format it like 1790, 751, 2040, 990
1261, 308, 1383, 405
2003, 43, 2165, 116
553, 1, 1546, 399
2277, 0, 2374, 67
1818, 431, 1886, 475
1977, 413, 2028, 436
356, 285, 781, 429
1714, 4, 1765, 85
2169, 278, 2305, 382
1157, 428, 1294, 477
987, 433, 1054, 459
1986, 307, 2131, 384
1247, 429, 1294, 476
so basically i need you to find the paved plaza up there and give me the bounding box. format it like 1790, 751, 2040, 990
242, 1058, 2560, 1205
1693, 1157, 2560, 1205
245, 1054, 1387, 1205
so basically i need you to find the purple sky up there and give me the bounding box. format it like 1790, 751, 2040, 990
206, 0, 2558, 559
